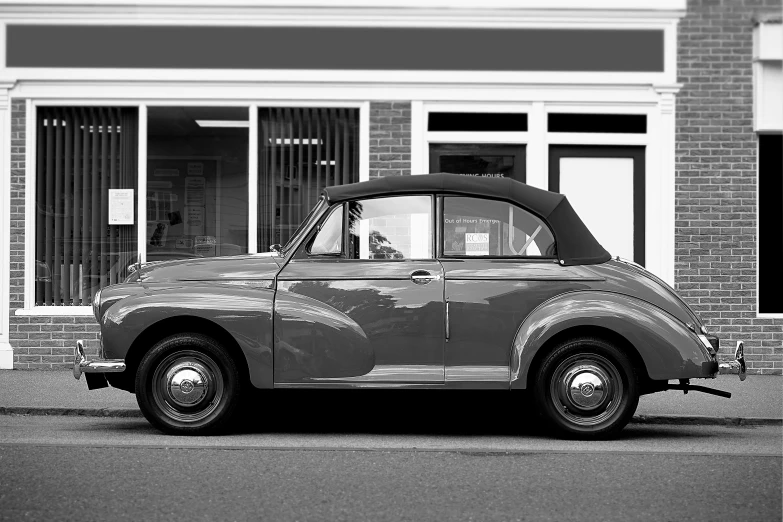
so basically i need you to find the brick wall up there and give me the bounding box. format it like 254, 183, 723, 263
676, 0, 782, 374
8, 100, 101, 369
369, 102, 411, 178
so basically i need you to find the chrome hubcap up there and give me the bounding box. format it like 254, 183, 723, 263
550, 354, 623, 427
166, 363, 209, 406
151, 350, 224, 423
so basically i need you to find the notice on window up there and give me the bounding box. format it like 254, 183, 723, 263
184, 206, 204, 236
108, 189, 134, 225
185, 177, 206, 206
465, 233, 489, 256
187, 162, 204, 176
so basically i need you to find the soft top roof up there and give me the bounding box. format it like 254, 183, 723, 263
322, 173, 611, 266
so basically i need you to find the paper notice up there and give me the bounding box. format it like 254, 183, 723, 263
185, 177, 206, 206
465, 233, 489, 256
108, 189, 134, 225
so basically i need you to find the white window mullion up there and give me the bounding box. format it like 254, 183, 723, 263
138, 105, 147, 263
248, 105, 259, 253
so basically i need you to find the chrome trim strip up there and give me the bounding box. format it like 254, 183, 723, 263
445, 365, 510, 382
73, 340, 126, 380
445, 300, 450, 342
309, 364, 444, 382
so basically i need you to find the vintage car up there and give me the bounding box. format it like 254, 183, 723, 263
73, 174, 746, 439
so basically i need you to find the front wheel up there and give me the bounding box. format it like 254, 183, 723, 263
135, 333, 241, 435
533, 337, 639, 439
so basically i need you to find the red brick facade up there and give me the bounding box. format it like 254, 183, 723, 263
676, 0, 782, 374
369, 102, 411, 178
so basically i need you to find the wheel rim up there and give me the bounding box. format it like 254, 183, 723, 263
549, 354, 624, 427
151, 350, 224, 423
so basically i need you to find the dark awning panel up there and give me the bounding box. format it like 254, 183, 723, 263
322, 173, 611, 266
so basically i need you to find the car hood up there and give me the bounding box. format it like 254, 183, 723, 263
128, 253, 282, 283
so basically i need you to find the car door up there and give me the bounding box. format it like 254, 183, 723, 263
439, 195, 585, 388
274, 195, 445, 386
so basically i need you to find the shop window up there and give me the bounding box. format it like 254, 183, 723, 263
442, 197, 555, 257
258, 108, 359, 250
428, 112, 528, 132
548, 113, 646, 134
147, 107, 249, 261
759, 133, 783, 314
34, 107, 138, 306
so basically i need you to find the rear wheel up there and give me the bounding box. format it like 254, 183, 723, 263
135, 333, 241, 435
533, 337, 639, 439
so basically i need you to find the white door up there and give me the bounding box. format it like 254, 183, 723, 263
549, 146, 645, 265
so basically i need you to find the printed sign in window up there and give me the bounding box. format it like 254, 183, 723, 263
465, 233, 489, 256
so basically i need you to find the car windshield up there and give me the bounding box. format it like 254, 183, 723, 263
280, 197, 328, 254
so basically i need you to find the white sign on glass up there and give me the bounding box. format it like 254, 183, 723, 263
465, 233, 489, 256
108, 189, 134, 225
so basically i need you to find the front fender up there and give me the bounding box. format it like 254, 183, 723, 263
101, 283, 274, 388
509, 291, 714, 389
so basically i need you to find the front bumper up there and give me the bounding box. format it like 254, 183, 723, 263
72, 339, 126, 380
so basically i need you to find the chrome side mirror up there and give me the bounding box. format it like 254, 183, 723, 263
269, 244, 282, 253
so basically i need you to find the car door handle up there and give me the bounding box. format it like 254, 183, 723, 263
410, 270, 440, 284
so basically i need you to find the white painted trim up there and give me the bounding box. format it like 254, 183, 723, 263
527, 102, 546, 190
0, 81, 12, 367
15, 306, 94, 316
426, 103, 532, 113
754, 22, 783, 61
23, 99, 35, 309
0, 343, 12, 369
0, 0, 688, 12
546, 133, 650, 146
359, 101, 370, 182
411, 101, 425, 174
9, 82, 662, 106
426, 131, 529, 144
138, 105, 148, 263
3, 69, 672, 88
247, 105, 259, 253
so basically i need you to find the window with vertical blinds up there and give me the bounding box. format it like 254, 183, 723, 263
35, 107, 138, 306
258, 108, 359, 250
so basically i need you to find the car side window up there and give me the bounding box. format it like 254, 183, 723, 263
348, 196, 433, 260
443, 197, 556, 257
308, 205, 344, 256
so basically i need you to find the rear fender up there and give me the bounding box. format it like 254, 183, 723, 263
101, 284, 274, 389
509, 291, 713, 389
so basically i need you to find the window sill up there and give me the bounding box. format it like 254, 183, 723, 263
15, 307, 94, 317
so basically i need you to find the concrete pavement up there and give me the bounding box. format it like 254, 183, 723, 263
0, 370, 780, 425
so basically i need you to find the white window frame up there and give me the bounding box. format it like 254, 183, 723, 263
17, 98, 370, 316
412, 95, 677, 285
754, 22, 783, 318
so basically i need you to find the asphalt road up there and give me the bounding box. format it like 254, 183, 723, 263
0, 415, 780, 521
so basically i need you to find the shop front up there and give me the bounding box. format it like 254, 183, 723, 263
0, 0, 686, 368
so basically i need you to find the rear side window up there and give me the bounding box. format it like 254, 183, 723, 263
443, 197, 556, 257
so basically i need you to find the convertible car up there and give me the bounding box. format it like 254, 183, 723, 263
73, 174, 746, 439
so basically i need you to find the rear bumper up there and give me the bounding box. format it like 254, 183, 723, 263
73, 339, 126, 380
718, 341, 747, 381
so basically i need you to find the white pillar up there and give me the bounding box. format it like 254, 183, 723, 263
0, 81, 15, 368
654, 84, 682, 287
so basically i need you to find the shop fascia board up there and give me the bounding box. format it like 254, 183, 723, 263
0, 0, 687, 24
7, 79, 666, 106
